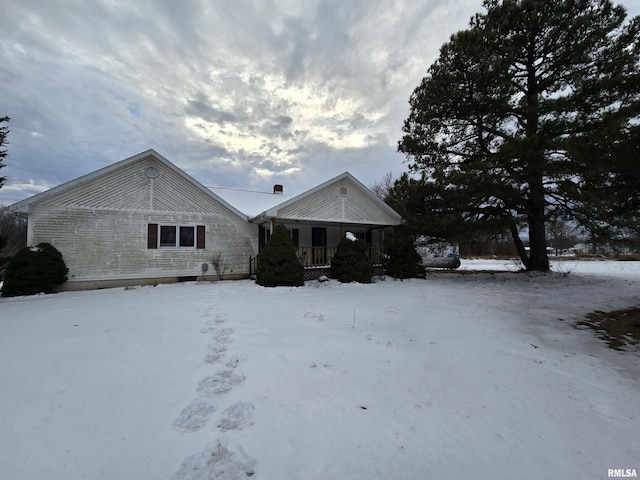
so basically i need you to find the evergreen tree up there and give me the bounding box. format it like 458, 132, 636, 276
399, 0, 640, 271
0, 116, 9, 190
0, 210, 27, 279
384, 227, 424, 279
2, 243, 68, 296
256, 225, 304, 287
331, 236, 374, 283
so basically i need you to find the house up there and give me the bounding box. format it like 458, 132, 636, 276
213, 171, 403, 278
8, 150, 402, 290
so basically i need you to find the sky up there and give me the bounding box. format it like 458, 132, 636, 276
2, 0, 640, 206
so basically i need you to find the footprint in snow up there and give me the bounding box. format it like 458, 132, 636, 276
215, 328, 235, 343
200, 324, 216, 334
197, 370, 245, 397
214, 313, 227, 325
173, 399, 216, 432
217, 401, 255, 432
204, 342, 228, 364
171, 439, 256, 480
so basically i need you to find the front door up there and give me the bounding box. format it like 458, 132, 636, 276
311, 227, 327, 265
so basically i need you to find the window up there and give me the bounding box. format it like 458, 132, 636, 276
148, 224, 205, 249
160, 226, 177, 247
354, 231, 372, 245
312, 227, 327, 247
179, 226, 195, 247
290, 228, 299, 247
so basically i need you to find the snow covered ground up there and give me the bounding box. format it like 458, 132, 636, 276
1, 260, 639, 480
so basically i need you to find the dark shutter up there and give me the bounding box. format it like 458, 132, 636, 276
147, 223, 158, 249
196, 225, 206, 249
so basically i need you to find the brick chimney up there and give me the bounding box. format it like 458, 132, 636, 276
273, 184, 283, 194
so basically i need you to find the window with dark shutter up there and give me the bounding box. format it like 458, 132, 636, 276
160, 226, 177, 247
179, 226, 195, 247
196, 225, 206, 249
147, 223, 158, 249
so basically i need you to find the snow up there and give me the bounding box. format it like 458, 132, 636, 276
1, 260, 639, 479
210, 187, 293, 218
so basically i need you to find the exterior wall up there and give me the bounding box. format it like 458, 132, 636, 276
28, 208, 256, 285
24, 155, 258, 289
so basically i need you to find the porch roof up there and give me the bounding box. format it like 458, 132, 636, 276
249, 172, 403, 227
211, 172, 403, 228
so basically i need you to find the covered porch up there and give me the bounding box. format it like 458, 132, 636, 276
260, 222, 386, 265
250, 222, 388, 280
246, 172, 403, 279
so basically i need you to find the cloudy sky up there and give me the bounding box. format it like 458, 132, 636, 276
2, 0, 639, 206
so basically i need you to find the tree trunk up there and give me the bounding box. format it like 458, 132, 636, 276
522, 32, 550, 272
527, 178, 550, 271
528, 216, 549, 271
510, 225, 529, 270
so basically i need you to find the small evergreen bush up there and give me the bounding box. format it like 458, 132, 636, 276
331, 236, 374, 283
1, 242, 68, 296
385, 228, 425, 279
256, 225, 304, 287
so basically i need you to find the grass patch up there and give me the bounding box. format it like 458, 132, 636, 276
576, 307, 640, 351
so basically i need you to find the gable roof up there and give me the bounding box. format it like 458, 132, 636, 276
8, 149, 248, 220
251, 172, 402, 226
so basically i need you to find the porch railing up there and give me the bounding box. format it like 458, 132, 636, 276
250, 246, 385, 275
296, 246, 385, 267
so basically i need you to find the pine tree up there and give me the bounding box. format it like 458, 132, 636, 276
0, 116, 9, 190
384, 228, 424, 279
331, 236, 374, 283
399, 0, 640, 271
256, 225, 304, 287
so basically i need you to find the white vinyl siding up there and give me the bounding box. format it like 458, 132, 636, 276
275, 178, 400, 225
25, 155, 257, 283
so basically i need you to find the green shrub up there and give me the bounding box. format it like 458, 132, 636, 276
385, 228, 425, 279
331, 236, 374, 283
1, 243, 68, 296
256, 225, 304, 287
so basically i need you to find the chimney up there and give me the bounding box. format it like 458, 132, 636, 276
273, 184, 284, 194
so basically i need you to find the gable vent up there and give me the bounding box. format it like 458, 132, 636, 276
144, 166, 160, 178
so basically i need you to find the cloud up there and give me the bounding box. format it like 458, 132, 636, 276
2, 0, 637, 206
186, 100, 238, 125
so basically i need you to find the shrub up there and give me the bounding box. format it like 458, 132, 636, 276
331, 236, 374, 283
256, 225, 304, 287
0, 209, 27, 280
1, 243, 68, 296
385, 228, 425, 279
